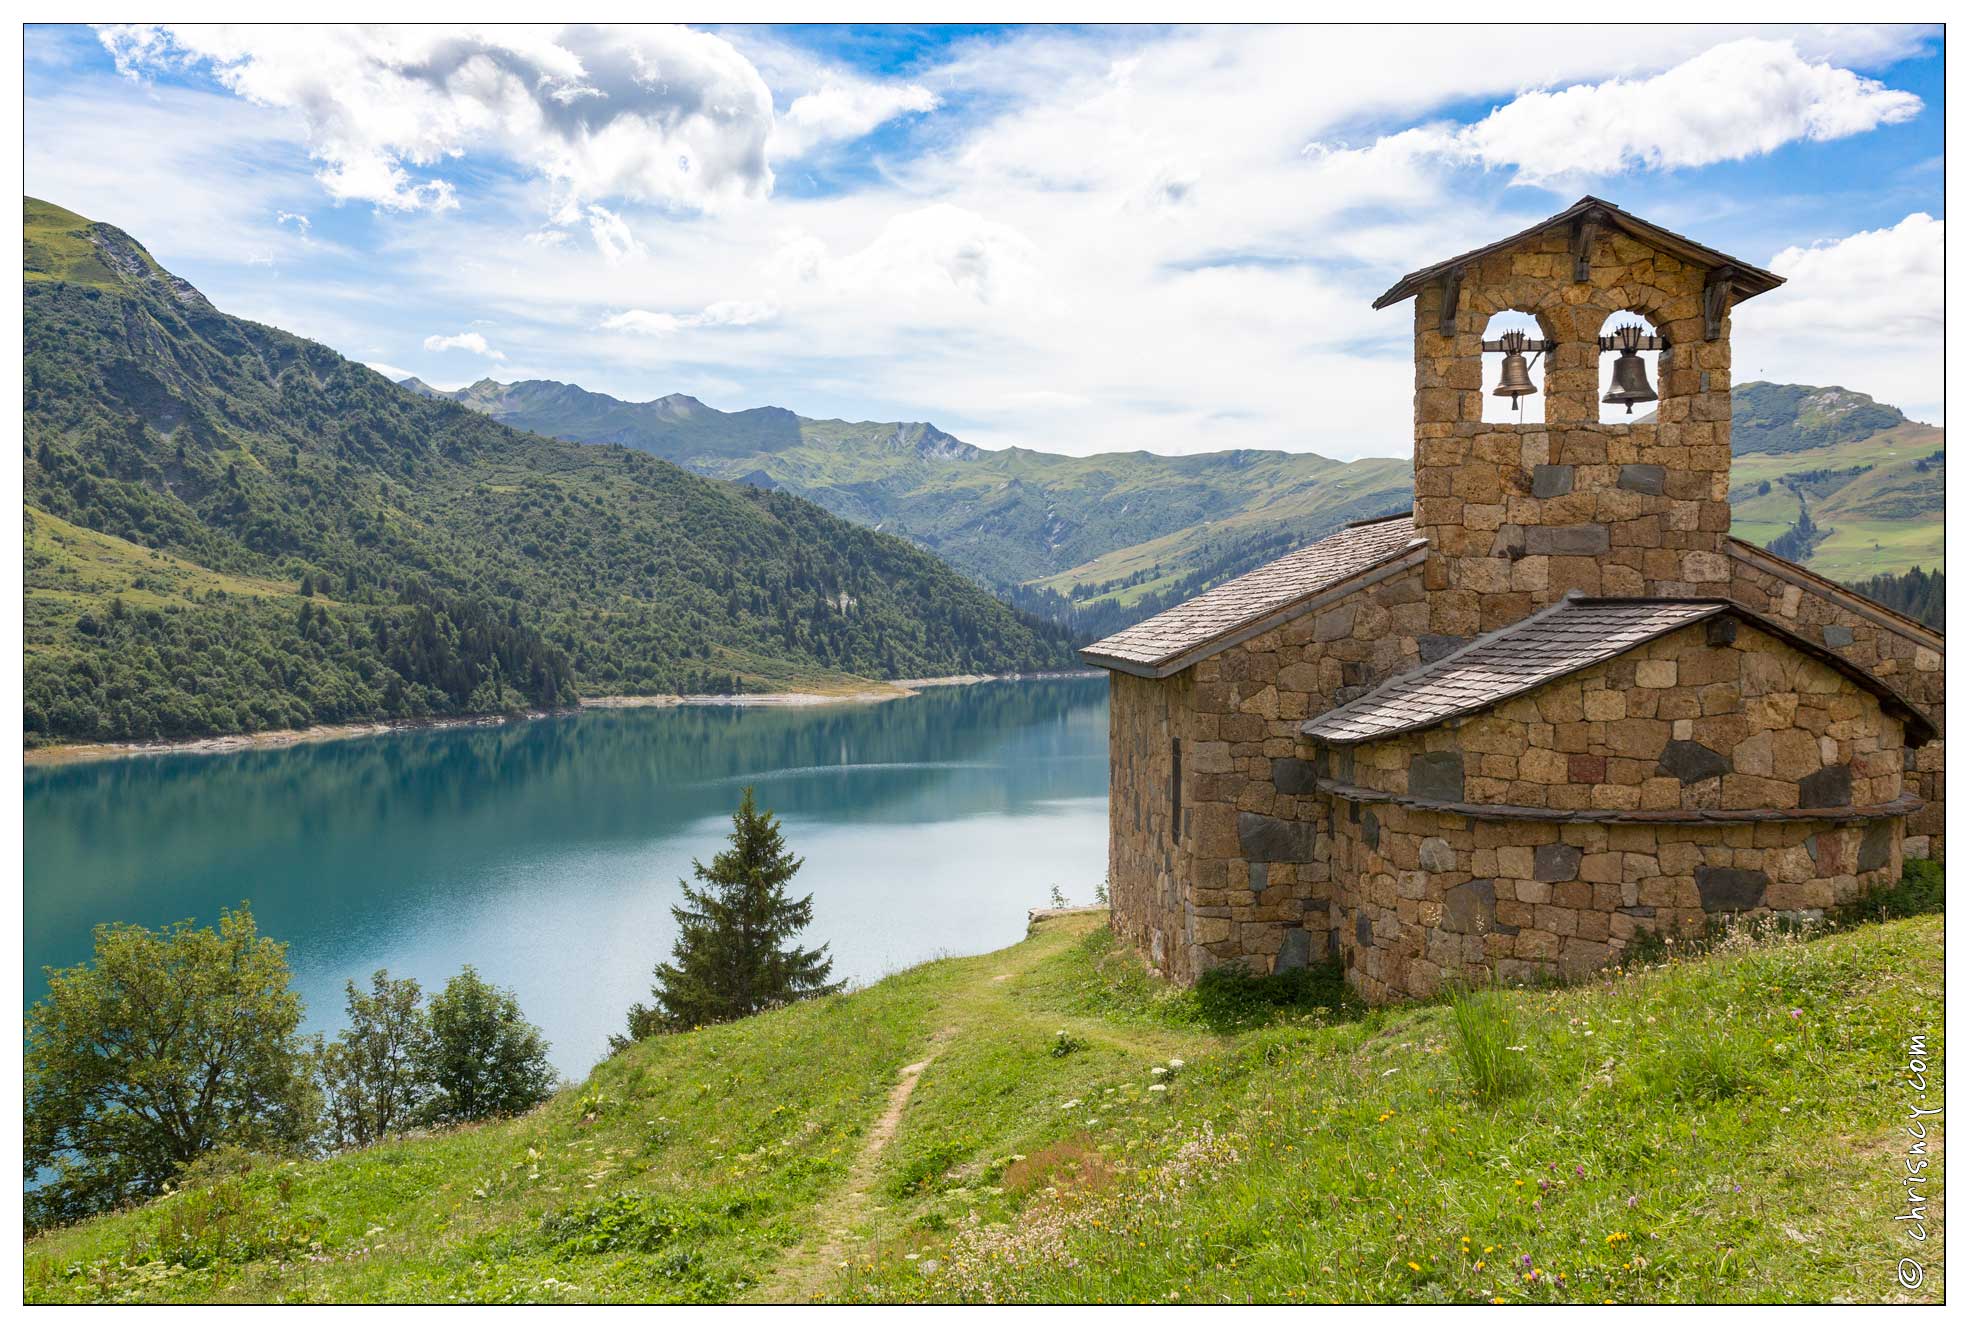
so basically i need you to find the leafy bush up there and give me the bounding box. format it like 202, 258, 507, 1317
135, 1179, 320, 1270
1841, 856, 1944, 923
1446, 985, 1533, 1102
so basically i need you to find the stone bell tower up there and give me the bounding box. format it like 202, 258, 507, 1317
1372, 197, 1785, 641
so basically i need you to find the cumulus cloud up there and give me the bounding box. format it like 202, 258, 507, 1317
275, 210, 310, 233
423, 330, 505, 359
97, 23, 777, 213
602, 300, 779, 336
1734, 213, 1943, 421
1447, 39, 1923, 183
771, 78, 939, 159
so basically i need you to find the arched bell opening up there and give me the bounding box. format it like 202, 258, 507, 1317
1479, 311, 1554, 425
1596, 310, 1665, 424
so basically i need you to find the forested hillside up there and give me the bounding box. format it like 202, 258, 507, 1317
22, 198, 1073, 745
411, 376, 1414, 637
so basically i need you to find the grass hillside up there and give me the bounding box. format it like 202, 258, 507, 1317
22, 198, 1074, 745
26, 908, 1942, 1305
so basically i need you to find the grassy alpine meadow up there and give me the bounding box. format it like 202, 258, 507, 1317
24, 902, 1943, 1305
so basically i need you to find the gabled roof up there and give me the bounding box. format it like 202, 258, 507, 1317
1371, 196, 1785, 311
1302, 595, 1935, 746
1078, 514, 1425, 678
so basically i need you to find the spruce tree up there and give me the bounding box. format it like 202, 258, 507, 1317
618, 787, 841, 1044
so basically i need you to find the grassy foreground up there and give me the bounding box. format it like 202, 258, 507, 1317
25, 911, 1943, 1305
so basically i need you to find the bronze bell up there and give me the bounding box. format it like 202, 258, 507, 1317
1490, 330, 1538, 409
1602, 348, 1658, 414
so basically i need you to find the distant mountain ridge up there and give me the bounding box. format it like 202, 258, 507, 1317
22, 196, 1074, 745
404, 375, 1416, 636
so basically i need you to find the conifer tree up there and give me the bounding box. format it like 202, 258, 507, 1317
617, 787, 840, 1044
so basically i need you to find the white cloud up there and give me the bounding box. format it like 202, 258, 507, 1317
603, 300, 778, 336
771, 78, 938, 160
1446, 39, 1923, 184
275, 210, 310, 233
583, 204, 644, 264
97, 23, 778, 213
423, 330, 505, 359
1734, 213, 1943, 422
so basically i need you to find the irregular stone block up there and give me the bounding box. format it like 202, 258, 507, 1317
1407, 751, 1465, 802
1658, 739, 1730, 784
1419, 836, 1456, 872
1238, 811, 1317, 863
1821, 624, 1855, 648
1449, 879, 1509, 935
1271, 757, 1320, 795
1355, 911, 1373, 948
1524, 524, 1611, 556
1696, 865, 1769, 912
1858, 821, 1894, 873
1362, 808, 1380, 850
1704, 616, 1738, 646
1617, 463, 1666, 495
1276, 927, 1312, 972
1533, 842, 1583, 882
1798, 764, 1853, 809
1530, 464, 1574, 499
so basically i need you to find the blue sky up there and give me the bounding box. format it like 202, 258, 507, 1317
24, 23, 1944, 459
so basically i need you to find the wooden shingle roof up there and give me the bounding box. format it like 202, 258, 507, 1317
1370, 195, 1785, 311
1302, 595, 1935, 746
1078, 514, 1425, 678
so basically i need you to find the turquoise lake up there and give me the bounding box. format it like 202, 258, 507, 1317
23, 676, 1110, 1076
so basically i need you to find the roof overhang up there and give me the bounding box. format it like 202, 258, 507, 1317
1371, 196, 1785, 311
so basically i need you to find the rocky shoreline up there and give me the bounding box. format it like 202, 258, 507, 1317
23, 670, 1104, 767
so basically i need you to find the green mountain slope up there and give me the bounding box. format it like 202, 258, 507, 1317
411, 377, 1415, 637
22, 197, 1074, 745
25, 909, 1944, 1304
1720, 383, 1944, 581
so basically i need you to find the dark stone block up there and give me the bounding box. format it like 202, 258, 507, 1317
1408, 751, 1465, 802
1327, 927, 1341, 958
1858, 821, 1894, 873
1418, 634, 1468, 664
1533, 842, 1583, 882
1530, 464, 1575, 499
1355, 912, 1373, 948
1249, 862, 1267, 893
1362, 808, 1380, 850
1617, 905, 1657, 918
1340, 660, 1371, 687
1238, 812, 1317, 863
1696, 865, 1768, 912
1524, 523, 1611, 556
1335, 747, 1356, 783
1617, 463, 1666, 495
1658, 739, 1731, 784
1276, 928, 1312, 972
1822, 624, 1855, 648
1798, 764, 1853, 809
1443, 879, 1501, 934
1272, 757, 1320, 795
1704, 616, 1738, 646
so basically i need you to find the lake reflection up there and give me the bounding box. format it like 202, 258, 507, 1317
24, 677, 1110, 1074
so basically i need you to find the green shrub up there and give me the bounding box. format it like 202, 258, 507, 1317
1841, 857, 1944, 924
135, 1179, 320, 1270
1446, 985, 1533, 1102
539, 1192, 693, 1256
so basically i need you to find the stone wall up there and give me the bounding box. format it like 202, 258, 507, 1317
1326, 801, 1903, 1002
1410, 225, 1735, 640
1106, 558, 1432, 983
1726, 541, 1944, 859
